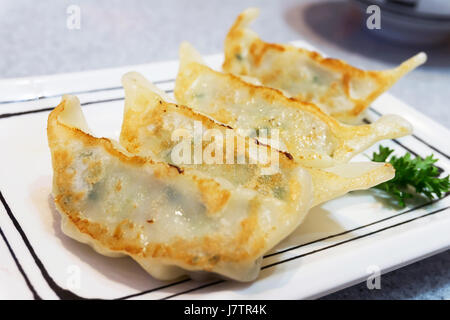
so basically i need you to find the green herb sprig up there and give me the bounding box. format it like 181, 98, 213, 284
371, 145, 449, 207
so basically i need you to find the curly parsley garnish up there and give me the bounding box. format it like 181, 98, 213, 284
371, 145, 449, 208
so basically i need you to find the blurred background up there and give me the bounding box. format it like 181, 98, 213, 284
1, 0, 449, 299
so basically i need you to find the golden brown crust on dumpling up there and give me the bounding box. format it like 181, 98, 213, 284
123, 71, 395, 208
48, 95, 313, 281
223, 8, 427, 124
176, 43, 412, 166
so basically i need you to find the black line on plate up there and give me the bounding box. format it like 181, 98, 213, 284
0, 191, 86, 300
161, 280, 224, 300
0, 78, 175, 105
264, 195, 447, 258
116, 278, 191, 300
78, 97, 125, 106
0, 107, 55, 120
161, 205, 450, 299
368, 107, 382, 117
0, 87, 122, 105
262, 205, 449, 269
368, 107, 449, 159
0, 225, 41, 300
0, 90, 174, 120
411, 134, 450, 160
0, 97, 124, 119
0, 100, 113, 120
391, 139, 419, 157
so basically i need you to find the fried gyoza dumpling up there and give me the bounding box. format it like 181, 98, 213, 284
222, 8, 427, 123
175, 42, 412, 168
121, 72, 394, 207
47, 95, 313, 282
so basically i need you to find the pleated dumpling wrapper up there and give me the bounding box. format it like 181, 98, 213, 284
222, 8, 427, 124
47, 95, 313, 282
121, 72, 394, 207
175, 42, 412, 168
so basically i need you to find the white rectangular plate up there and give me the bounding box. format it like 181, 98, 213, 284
0, 41, 449, 300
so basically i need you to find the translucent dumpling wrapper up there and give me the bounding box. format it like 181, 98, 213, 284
122, 72, 394, 207
47, 95, 314, 282
222, 8, 427, 124
175, 42, 412, 168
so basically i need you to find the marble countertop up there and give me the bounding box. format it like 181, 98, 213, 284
1, 0, 449, 299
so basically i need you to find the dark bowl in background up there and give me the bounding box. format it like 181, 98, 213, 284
351, 0, 450, 45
